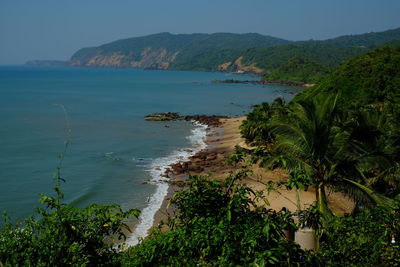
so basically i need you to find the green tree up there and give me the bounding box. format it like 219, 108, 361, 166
269, 93, 393, 218
240, 98, 287, 146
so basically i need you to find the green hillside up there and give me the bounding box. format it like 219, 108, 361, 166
241, 28, 400, 82
243, 42, 366, 69
69, 32, 289, 68
323, 27, 400, 47
172, 28, 400, 79
67, 28, 400, 83
297, 46, 400, 107
264, 56, 330, 83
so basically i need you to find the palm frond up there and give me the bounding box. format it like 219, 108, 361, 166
342, 178, 395, 207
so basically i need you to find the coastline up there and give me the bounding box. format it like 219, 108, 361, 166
130, 115, 354, 246
213, 79, 316, 87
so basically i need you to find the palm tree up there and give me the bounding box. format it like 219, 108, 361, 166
240, 98, 287, 146
269, 93, 393, 218
342, 107, 400, 199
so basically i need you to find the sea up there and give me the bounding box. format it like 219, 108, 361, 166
0, 66, 301, 244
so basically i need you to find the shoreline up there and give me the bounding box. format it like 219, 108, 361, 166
213, 79, 315, 87
124, 120, 209, 246
131, 115, 354, 245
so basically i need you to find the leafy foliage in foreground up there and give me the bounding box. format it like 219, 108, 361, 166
319, 197, 400, 266
0, 184, 139, 266
122, 174, 319, 266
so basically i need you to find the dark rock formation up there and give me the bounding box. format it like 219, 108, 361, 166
213, 79, 311, 87
145, 112, 180, 121
183, 115, 228, 127
145, 112, 228, 127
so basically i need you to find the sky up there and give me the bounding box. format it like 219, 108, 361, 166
0, 0, 399, 64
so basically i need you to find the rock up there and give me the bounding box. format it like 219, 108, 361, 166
170, 162, 184, 174
197, 152, 208, 160
213, 79, 311, 87
166, 180, 187, 187
206, 153, 217, 161
145, 112, 180, 121
183, 115, 228, 127
188, 165, 204, 172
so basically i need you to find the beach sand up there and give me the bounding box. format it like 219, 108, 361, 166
151, 116, 354, 230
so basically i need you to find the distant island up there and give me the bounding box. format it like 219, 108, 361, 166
26, 27, 400, 83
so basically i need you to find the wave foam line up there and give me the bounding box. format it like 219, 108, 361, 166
124, 121, 208, 246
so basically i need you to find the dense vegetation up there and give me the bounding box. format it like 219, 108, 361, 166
297, 46, 400, 107
319, 202, 400, 266
0, 172, 140, 266
264, 56, 330, 83
323, 27, 400, 47
122, 174, 319, 266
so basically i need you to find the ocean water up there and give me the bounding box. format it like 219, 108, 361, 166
0, 66, 301, 243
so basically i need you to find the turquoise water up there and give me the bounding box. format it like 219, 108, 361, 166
0, 66, 301, 241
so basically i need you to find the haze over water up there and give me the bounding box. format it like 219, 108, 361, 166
0, 66, 300, 231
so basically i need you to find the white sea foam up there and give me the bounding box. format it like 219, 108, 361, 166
124, 121, 208, 246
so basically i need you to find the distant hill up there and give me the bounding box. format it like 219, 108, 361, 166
69, 32, 289, 69
31, 27, 400, 83
322, 27, 400, 48
220, 27, 400, 81
296, 46, 400, 107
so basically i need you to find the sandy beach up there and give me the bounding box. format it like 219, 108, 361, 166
152, 116, 354, 229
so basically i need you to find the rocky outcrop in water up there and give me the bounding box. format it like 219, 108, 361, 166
145, 113, 228, 127
145, 112, 180, 121
213, 79, 314, 87
182, 115, 227, 127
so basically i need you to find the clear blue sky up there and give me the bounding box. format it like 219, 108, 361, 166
0, 0, 399, 64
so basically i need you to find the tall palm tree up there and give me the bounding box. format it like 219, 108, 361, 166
269, 93, 393, 218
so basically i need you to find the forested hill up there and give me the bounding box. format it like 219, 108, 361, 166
296, 46, 400, 107
323, 27, 400, 47
61, 28, 400, 82
69, 32, 290, 69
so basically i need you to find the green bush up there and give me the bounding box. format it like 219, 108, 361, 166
122, 174, 319, 266
319, 197, 400, 266
0, 187, 139, 266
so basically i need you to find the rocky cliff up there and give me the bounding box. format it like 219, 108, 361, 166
69, 48, 179, 69
68, 32, 290, 72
